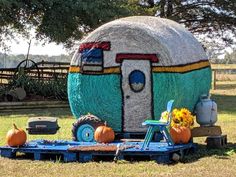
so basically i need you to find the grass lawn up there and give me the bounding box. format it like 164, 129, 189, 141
0, 85, 236, 177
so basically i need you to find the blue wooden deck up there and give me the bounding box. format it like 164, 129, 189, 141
0, 140, 196, 163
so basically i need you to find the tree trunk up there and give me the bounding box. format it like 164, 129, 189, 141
159, 0, 166, 17
166, 0, 173, 17
147, 0, 155, 7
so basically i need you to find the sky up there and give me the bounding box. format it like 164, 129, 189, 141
2, 36, 233, 58
1, 31, 234, 58
0, 36, 68, 56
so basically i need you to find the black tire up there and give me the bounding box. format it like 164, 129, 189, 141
72, 114, 104, 142
13, 59, 40, 80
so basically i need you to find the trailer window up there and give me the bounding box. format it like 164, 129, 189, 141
80, 48, 103, 72
129, 70, 145, 92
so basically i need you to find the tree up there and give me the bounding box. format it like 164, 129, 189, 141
141, 0, 236, 46
0, 0, 131, 48
224, 49, 236, 64
0, 0, 235, 49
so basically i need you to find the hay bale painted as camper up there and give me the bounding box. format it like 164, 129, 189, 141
68, 16, 211, 134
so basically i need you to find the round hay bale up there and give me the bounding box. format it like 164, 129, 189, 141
68, 16, 211, 133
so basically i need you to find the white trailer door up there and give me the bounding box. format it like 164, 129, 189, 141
121, 60, 152, 132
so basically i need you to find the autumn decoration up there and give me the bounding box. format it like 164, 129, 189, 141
170, 126, 191, 144
162, 108, 194, 144
6, 124, 27, 147
94, 122, 115, 143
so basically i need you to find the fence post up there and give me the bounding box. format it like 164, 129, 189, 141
41, 60, 44, 81
0, 71, 2, 84
212, 70, 216, 90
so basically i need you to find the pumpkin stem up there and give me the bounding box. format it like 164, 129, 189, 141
104, 121, 107, 127
13, 123, 18, 129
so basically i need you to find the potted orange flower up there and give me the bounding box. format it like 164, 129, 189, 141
161, 108, 194, 144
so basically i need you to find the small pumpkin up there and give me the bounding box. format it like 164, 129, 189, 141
170, 126, 191, 144
94, 122, 115, 143
6, 124, 27, 147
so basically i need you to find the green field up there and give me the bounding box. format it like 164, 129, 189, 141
0, 86, 236, 177
0, 108, 74, 145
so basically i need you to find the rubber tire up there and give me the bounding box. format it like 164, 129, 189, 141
72, 115, 104, 142
13, 59, 40, 80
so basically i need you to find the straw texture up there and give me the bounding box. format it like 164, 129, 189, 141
68, 16, 211, 132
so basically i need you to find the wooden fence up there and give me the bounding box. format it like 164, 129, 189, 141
0, 60, 70, 85
211, 64, 236, 90
1, 61, 236, 89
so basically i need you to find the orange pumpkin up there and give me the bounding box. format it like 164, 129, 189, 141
6, 124, 27, 147
170, 126, 191, 144
94, 122, 115, 143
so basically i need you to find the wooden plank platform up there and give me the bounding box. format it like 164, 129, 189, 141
0, 139, 196, 164
191, 126, 222, 137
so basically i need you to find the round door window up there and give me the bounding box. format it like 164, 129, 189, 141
129, 70, 145, 92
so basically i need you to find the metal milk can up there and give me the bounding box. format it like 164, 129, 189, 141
195, 95, 217, 126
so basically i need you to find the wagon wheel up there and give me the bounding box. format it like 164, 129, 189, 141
13, 59, 40, 82
72, 114, 104, 142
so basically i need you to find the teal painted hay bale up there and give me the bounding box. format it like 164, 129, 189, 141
68, 16, 211, 133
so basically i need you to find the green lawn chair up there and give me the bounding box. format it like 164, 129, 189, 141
142, 100, 174, 149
